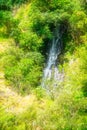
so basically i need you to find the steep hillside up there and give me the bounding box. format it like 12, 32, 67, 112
0, 0, 87, 130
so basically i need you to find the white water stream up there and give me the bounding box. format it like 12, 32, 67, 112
42, 28, 64, 88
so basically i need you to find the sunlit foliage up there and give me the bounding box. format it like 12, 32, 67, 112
0, 0, 87, 129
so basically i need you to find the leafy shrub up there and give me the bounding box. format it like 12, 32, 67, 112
4, 47, 44, 94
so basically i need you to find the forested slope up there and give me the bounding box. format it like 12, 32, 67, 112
0, 0, 87, 130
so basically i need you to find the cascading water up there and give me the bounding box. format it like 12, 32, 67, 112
42, 27, 64, 89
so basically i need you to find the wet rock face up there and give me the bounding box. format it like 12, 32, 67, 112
42, 27, 64, 88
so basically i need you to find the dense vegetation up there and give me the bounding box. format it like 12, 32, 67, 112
0, 0, 87, 130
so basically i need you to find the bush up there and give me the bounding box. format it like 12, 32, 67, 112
4, 47, 44, 94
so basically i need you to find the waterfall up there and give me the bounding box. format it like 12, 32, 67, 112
42, 27, 64, 89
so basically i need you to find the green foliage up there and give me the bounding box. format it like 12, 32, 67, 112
0, 11, 13, 37
0, 91, 87, 130
0, 107, 16, 130
0, 0, 87, 129
4, 47, 44, 94
13, 0, 81, 52
0, 0, 29, 8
